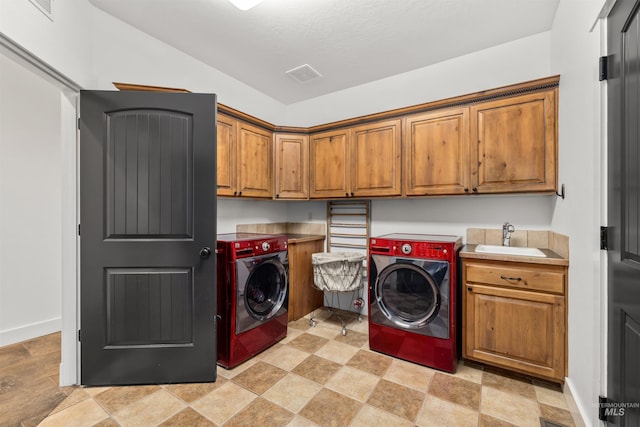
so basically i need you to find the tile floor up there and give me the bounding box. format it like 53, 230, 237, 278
2, 309, 580, 427
0, 332, 73, 427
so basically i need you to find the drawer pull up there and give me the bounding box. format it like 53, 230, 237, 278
500, 275, 522, 282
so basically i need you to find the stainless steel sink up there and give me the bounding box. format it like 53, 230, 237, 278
475, 244, 546, 257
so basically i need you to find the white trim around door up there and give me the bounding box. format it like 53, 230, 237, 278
0, 33, 81, 386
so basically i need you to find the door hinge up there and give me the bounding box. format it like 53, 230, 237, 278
77, 117, 80, 129
78, 329, 81, 342
601, 226, 608, 250
77, 224, 81, 236
599, 56, 608, 81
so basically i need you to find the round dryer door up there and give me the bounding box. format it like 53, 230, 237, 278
375, 263, 442, 329
245, 259, 287, 321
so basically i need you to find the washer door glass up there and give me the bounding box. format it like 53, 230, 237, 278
375, 262, 441, 329
245, 260, 287, 320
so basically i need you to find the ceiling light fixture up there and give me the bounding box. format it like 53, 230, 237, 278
228, 0, 263, 10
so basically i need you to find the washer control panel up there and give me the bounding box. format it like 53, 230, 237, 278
226, 235, 288, 259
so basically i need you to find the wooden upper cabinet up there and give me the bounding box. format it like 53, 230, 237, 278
309, 129, 350, 198
274, 133, 309, 199
404, 87, 557, 197
237, 122, 273, 198
216, 113, 272, 198
216, 114, 237, 196
309, 120, 401, 199
214, 76, 559, 199
351, 119, 402, 197
470, 88, 557, 194
404, 108, 469, 196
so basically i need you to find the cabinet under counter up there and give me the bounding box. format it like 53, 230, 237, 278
286, 234, 326, 322
459, 243, 568, 383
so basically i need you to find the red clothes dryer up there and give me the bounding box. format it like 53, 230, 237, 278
216, 233, 288, 369
368, 233, 462, 372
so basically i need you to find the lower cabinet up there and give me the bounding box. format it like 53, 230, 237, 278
288, 236, 325, 321
462, 258, 567, 383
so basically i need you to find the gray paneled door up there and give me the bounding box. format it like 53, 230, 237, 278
80, 91, 217, 385
608, 0, 640, 423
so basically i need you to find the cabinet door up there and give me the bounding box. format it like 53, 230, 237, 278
470, 89, 557, 193
351, 119, 402, 197
274, 133, 309, 199
237, 122, 273, 198
463, 284, 565, 382
309, 129, 350, 198
288, 238, 325, 321
216, 114, 237, 196
404, 108, 469, 195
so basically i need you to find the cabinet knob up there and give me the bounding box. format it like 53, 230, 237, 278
351, 192, 355, 197
233, 191, 237, 196
238, 191, 242, 196
467, 286, 473, 292
464, 188, 469, 193
345, 192, 349, 197
275, 194, 280, 198
472, 187, 478, 192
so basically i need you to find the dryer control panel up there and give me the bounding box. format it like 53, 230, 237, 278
370, 234, 462, 261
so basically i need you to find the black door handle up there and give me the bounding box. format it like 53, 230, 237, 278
200, 247, 212, 259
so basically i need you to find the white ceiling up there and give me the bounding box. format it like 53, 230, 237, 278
89, 0, 560, 105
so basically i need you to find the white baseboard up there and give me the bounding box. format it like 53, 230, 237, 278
58, 361, 76, 387
0, 317, 62, 346
564, 377, 593, 427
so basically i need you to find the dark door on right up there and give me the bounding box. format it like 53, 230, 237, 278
607, 0, 640, 423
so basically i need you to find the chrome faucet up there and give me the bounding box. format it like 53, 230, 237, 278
502, 222, 515, 246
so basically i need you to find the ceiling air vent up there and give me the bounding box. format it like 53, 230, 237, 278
28, 0, 54, 20
285, 64, 322, 84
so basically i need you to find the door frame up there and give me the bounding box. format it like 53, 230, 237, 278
0, 34, 81, 386
603, 0, 640, 422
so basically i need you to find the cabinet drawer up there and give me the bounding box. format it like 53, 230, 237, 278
465, 261, 564, 294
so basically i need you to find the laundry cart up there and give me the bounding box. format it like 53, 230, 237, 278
310, 252, 366, 335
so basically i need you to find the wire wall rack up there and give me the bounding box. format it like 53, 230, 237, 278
309, 200, 370, 335
326, 200, 370, 251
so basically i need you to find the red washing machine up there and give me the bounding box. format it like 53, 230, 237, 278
216, 233, 288, 369
368, 233, 462, 372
